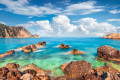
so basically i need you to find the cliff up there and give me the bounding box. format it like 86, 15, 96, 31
0, 23, 39, 38
102, 33, 120, 40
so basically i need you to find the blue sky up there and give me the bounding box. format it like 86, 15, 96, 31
0, 0, 120, 37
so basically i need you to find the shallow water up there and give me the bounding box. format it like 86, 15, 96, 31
0, 37, 120, 76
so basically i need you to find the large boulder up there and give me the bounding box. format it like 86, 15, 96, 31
63, 60, 92, 79
97, 45, 120, 61
22, 44, 32, 53
59, 43, 70, 49
36, 41, 46, 48
0, 67, 9, 77
23, 69, 36, 77
32, 44, 37, 51
68, 49, 85, 55
60, 63, 68, 71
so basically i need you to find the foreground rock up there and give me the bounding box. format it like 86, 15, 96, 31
59, 43, 70, 49
36, 41, 46, 48
102, 33, 120, 40
0, 63, 51, 80
58, 60, 120, 80
68, 49, 85, 55
0, 50, 15, 58
97, 45, 120, 61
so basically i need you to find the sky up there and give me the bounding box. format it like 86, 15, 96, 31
0, 0, 120, 37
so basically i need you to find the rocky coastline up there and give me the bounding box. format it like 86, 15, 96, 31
1, 42, 120, 80
102, 33, 120, 40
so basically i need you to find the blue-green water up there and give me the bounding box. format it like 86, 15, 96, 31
0, 37, 120, 76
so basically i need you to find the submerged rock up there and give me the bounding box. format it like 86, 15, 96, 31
32, 44, 37, 51
68, 49, 85, 55
59, 43, 70, 49
97, 45, 120, 61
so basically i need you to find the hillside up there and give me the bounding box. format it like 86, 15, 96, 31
0, 23, 39, 38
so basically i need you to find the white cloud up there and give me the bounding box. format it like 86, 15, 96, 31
17, 15, 118, 37
0, 0, 104, 16
109, 10, 120, 14
107, 19, 120, 22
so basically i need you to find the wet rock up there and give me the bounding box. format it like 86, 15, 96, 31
68, 49, 85, 55
60, 63, 68, 71
4, 50, 15, 56
21, 63, 51, 75
36, 41, 46, 48
37, 75, 51, 80
0, 67, 9, 77
54, 76, 66, 80
23, 69, 36, 77
42, 41, 46, 46
64, 60, 92, 79
59, 43, 70, 49
23, 44, 32, 53
32, 44, 37, 51
97, 45, 120, 61
20, 73, 33, 80
5, 63, 19, 69
0, 54, 5, 57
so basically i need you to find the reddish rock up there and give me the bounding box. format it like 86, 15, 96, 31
4, 50, 15, 56
60, 63, 68, 71
68, 49, 85, 55
59, 43, 70, 49
64, 60, 92, 79
42, 41, 46, 46
7, 71, 16, 79
20, 73, 33, 80
32, 44, 37, 51
36, 42, 42, 47
37, 75, 51, 80
0, 54, 5, 57
97, 45, 120, 61
0, 67, 9, 77
54, 76, 66, 80
23, 44, 32, 53
5, 63, 19, 69
23, 69, 36, 77
84, 74, 102, 80
32, 76, 41, 80
102, 33, 120, 40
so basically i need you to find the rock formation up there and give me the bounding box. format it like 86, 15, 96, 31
0, 23, 39, 38
0, 63, 51, 80
58, 60, 120, 80
32, 44, 37, 51
97, 45, 120, 61
22, 44, 32, 53
102, 33, 120, 40
59, 43, 70, 49
36, 41, 46, 48
0, 50, 15, 58
68, 49, 85, 55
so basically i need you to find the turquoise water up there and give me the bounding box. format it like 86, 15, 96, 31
0, 37, 120, 76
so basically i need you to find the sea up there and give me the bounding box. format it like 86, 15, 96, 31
0, 37, 120, 76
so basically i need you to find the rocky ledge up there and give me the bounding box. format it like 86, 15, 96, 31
102, 33, 120, 40
0, 50, 15, 58
0, 63, 51, 80
59, 43, 70, 49
57, 60, 120, 80
68, 49, 85, 55
97, 45, 120, 61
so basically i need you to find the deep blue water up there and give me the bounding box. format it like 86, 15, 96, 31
0, 37, 120, 76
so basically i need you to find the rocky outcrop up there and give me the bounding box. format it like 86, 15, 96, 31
32, 44, 37, 51
0, 23, 39, 38
0, 50, 15, 58
36, 41, 46, 48
97, 45, 120, 61
102, 33, 120, 40
0, 63, 51, 80
58, 60, 120, 80
33, 34, 40, 38
68, 49, 85, 55
22, 44, 32, 53
59, 43, 70, 49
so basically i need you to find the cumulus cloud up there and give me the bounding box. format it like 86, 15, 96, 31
0, 0, 104, 16
109, 10, 120, 14
17, 15, 118, 37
